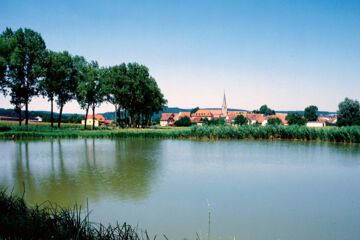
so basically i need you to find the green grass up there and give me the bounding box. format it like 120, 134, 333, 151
0, 122, 359, 143
0, 187, 155, 240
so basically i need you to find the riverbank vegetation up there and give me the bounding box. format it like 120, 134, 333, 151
0, 188, 154, 240
0, 122, 359, 143
0, 27, 166, 129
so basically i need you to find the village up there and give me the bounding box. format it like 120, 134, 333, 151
160, 94, 338, 127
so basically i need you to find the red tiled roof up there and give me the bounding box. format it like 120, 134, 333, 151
269, 113, 288, 124
173, 113, 179, 121
179, 112, 191, 117
192, 110, 213, 117
160, 113, 173, 121
318, 117, 329, 123
191, 117, 203, 123
86, 115, 105, 121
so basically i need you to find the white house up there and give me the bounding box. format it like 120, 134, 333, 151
306, 121, 326, 128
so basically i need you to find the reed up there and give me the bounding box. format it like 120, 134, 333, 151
0, 123, 359, 143
0, 187, 155, 240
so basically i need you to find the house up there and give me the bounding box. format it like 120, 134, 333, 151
179, 112, 191, 118
191, 109, 213, 120
319, 116, 337, 124
160, 113, 178, 126
81, 114, 112, 127
190, 117, 203, 126
34, 116, 42, 122
306, 121, 326, 128
160, 112, 193, 126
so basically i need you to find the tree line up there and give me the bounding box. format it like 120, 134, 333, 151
0, 27, 166, 129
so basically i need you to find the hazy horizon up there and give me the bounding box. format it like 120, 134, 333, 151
1, 0, 359, 113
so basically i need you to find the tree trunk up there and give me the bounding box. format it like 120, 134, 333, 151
84, 105, 89, 130
18, 109, 22, 126
25, 101, 29, 126
148, 114, 151, 127
129, 113, 132, 128
114, 105, 118, 127
92, 104, 95, 130
58, 105, 63, 128
50, 98, 54, 128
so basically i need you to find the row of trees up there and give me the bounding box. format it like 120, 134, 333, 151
0, 27, 166, 129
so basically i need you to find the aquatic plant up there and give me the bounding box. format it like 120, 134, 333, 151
0, 187, 155, 240
0, 122, 359, 143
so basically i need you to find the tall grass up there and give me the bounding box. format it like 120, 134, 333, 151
0, 187, 155, 240
0, 123, 359, 143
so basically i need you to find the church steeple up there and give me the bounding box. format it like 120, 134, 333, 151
222, 92, 227, 117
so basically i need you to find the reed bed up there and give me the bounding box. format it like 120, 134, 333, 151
0, 124, 359, 143
0, 188, 155, 240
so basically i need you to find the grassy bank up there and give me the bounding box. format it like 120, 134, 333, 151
0, 188, 153, 240
0, 122, 360, 143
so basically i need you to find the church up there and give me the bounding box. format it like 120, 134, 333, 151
159, 92, 246, 126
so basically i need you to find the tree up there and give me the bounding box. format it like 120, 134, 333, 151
40, 50, 75, 127
217, 117, 226, 125
286, 113, 306, 125
267, 117, 283, 125
125, 63, 166, 128
202, 118, 209, 125
337, 98, 360, 126
73, 56, 90, 129
140, 76, 166, 127
254, 105, 275, 116
102, 64, 130, 127
174, 116, 192, 126
77, 61, 103, 130
234, 115, 247, 125
304, 105, 318, 122
0, 35, 11, 94
51, 51, 78, 128
190, 107, 199, 115
3, 28, 46, 126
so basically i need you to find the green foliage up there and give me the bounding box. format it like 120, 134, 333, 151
254, 105, 275, 116
304, 105, 318, 121
337, 97, 360, 126
1, 27, 46, 125
234, 115, 247, 125
190, 107, 199, 115
217, 118, 225, 126
0, 188, 154, 240
267, 117, 283, 126
202, 118, 225, 126
174, 116, 192, 126
41, 50, 79, 127
0, 124, 359, 143
286, 113, 307, 125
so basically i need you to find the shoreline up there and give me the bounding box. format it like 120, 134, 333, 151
0, 125, 359, 143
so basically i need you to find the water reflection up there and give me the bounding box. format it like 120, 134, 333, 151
9, 139, 161, 206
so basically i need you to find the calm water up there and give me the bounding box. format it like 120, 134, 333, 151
1, 139, 360, 240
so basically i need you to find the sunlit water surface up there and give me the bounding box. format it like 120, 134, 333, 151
1, 139, 360, 240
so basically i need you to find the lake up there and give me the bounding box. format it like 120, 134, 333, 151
1, 139, 360, 240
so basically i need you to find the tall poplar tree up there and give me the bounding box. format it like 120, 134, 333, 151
53, 51, 77, 127
2, 28, 46, 125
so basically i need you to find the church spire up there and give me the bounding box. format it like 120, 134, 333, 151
222, 92, 227, 108
222, 91, 227, 117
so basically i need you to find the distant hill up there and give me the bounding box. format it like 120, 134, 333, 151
275, 110, 336, 116
0, 108, 84, 120
0, 107, 337, 121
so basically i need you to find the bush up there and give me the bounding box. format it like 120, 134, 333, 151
286, 113, 307, 125
174, 116, 192, 126
267, 118, 283, 126
0, 188, 153, 240
234, 115, 247, 125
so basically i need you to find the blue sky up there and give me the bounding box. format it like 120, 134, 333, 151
1, 0, 360, 113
